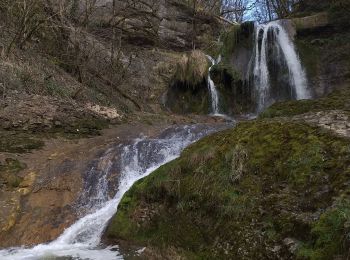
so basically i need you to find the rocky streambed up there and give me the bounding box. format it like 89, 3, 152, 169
0, 113, 231, 259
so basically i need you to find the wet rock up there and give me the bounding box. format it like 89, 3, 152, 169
293, 110, 350, 138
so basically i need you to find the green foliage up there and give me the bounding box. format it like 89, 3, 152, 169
106, 121, 350, 259
298, 197, 350, 259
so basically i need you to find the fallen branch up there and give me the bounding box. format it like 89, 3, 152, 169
215, 15, 240, 25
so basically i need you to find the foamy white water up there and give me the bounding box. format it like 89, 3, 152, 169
252, 20, 310, 111
206, 55, 223, 116
0, 124, 223, 260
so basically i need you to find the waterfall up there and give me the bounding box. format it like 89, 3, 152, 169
250, 20, 311, 111
0, 124, 228, 260
206, 55, 221, 115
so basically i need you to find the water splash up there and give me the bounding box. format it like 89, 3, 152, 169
251, 20, 310, 111
0, 124, 227, 260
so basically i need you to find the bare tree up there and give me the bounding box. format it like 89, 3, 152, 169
221, 0, 251, 23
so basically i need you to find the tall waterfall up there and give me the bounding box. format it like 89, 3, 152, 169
0, 124, 227, 260
206, 55, 221, 115
249, 20, 311, 111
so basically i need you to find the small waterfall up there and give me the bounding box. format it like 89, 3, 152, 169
250, 20, 310, 111
0, 124, 228, 260
206, 55, 221, 115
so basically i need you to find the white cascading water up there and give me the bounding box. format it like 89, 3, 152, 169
206, 55, 222, 115
252, 20, 310, 111
0, 124, 226, 260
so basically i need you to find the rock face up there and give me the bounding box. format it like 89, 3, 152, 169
0, 93, 109, 134
291, 12, 329, 32
91, 0, 222, 50
294, 12, 350, 99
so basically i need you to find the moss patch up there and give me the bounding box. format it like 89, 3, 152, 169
260, 87, 350, 119
0, 158, 26, 188
220, 22, 254, 63
106, 120, 350, 259
53, 118, 109, 138
0, 131, 44, 153
210, 62, 254, 115
298, 197, 350, 260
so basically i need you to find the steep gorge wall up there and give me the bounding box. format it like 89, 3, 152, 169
87, 0, 221, 50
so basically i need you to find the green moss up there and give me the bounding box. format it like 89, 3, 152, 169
57, 118, 108, 137
0, 131, 45, 153
166, 79, 210, 115
0, 158, 26, 188
210, 62, 241, 83
260, 87, 350, 118
0, 117, 107, 155
298, 197, 350, 260
221, 25, 241, 60
296, 39, 321, 79
210, 61, 255, 115
203, 40, 223, 59
220, 22, 254, 63
106, 121, 350, 259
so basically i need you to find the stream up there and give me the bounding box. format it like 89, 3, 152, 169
0, 123, 231, 260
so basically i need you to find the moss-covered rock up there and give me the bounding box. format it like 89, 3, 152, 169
220, 22, 254, 63
0, 131, 44, 153
105, 120, 350, 259
210, 62, 255, 115
260, 86, 350, 119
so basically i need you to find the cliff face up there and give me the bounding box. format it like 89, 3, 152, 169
296, 18, 350, 98
97, 0, 221, 50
